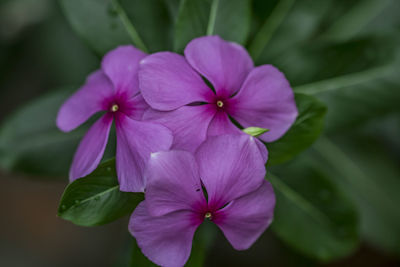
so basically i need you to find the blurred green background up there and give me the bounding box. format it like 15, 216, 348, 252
0, 0, 399, 266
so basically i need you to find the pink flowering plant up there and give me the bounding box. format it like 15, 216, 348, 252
6, 0, 400, 266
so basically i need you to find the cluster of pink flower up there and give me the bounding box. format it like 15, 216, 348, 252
57, 36, 298, 267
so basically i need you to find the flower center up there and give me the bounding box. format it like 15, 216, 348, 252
216, 100, 224, 108
204, 212, 212, 220
110, 104, 119, 112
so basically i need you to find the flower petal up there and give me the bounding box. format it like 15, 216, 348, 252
207, 112, 269, 163
255, 138, 269, 164
145, 150, 206, 217
207, 111, 242, 136
195, 134, 266, 208
124, 93, 150, 120
184, 36, 253, 98
144, 105, 216, 153
115, 114, 173, 192
129, 202, 200, 267
139, 52, 210, 111
101, 45, 146, 97
69, 114, 113, 181
214, 180, 275, 250
229, 65, 298, 142
56, 70, 113, 132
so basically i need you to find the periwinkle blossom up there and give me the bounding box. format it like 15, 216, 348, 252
139, 35, 298, 153
129, 135, 275, 267
57, 45, 173, 192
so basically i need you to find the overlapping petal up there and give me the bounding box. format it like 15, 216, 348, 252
139, 52, 210, 111
69, 113, 113, 181
56, 70, 113, 132
195, 135, 266, 208
115, 114, 173, 192
101, 45, 146, 97
185, 36, 253, 98
129, 202, 200, 267
122, 93, 150, 120
229, 65, 298, 142
214, 180, 275, 250
207, 111, 242, 136
145, 150, 206, 217
144, 105, 215, 153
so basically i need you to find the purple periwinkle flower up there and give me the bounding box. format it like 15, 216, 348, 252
56, 45, 173, 192
139, 36, 298, 153
129, 135, 275, 267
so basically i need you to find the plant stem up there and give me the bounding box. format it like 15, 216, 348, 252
206, 0, 220, 35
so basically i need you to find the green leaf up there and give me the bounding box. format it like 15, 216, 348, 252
266, 93, 327, 166
316, 67, 400, 133
60, 0, 173, 54
60, 0, 145, 54
278, 36, 396, 87
174, 0, 251, 52
119, 0, 174, 52
319, 0, 392, 42
288, 36, 400, 132
253, 0, 333, 64
242, 127, 269, 137
0, 88, 85, 177
253, 0, 395, 65
313, 136, 400, 255
269, 162, 359, 261
58, 158, 143, 226
248, 0, 295, 61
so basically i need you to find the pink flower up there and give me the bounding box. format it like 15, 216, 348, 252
56, 45, 173, 192
139, 36, 298, 153
129, 135, 275, 267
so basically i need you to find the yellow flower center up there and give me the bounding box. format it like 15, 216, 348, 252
111, 104, 119, 112
204, 212, 212, 220
216, 100, 224, 108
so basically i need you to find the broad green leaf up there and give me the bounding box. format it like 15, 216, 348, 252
60, 0, 144, 54
174, 0, 251, 52
60, 0, 173, 54
269, 162, 359, 261
0, 88, 85, 177
58, 158, 143, 226
266, 93, 326, 166
119, 0, 173, 52
313, 136, 400, 255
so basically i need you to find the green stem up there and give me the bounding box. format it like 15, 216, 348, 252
206, 0, 220, 35
293, 64, 393, 95
112, 0, 149, 53
248, 0, 295, 61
